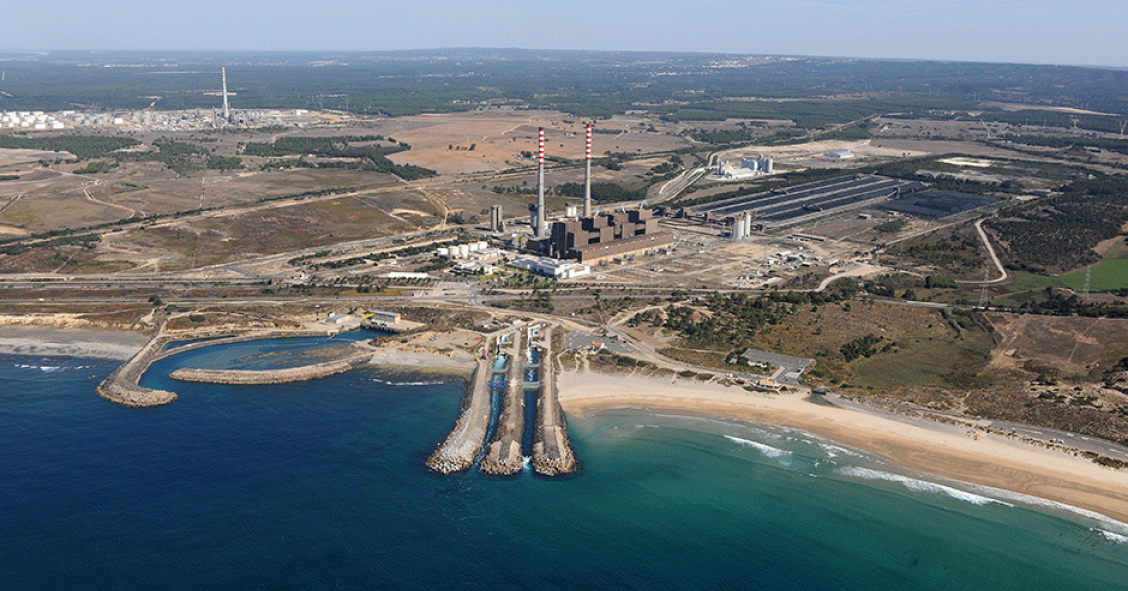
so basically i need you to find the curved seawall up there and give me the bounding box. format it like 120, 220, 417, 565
96, 332, 178, 408
169, 355, 371, 385
98, 328, 344, 407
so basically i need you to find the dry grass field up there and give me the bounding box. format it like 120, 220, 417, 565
382, 109, 692, 175
983, 313, 1128, 380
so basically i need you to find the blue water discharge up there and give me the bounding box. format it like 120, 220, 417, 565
3, 338, 1128, 590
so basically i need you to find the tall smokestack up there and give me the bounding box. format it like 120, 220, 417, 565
221, 67, 230, 122
584, 124, 592, 218
535, 127, 546, 239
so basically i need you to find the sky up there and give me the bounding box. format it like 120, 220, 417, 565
5, 0, 1126, 68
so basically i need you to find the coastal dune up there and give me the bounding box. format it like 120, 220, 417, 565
557, 370, 1128, 524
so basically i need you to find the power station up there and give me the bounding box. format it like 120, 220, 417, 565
527, 125, 673, 265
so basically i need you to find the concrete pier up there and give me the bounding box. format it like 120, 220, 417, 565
531, 326, 578, 475
480, 329, 526, 475
426, 353, 494, 474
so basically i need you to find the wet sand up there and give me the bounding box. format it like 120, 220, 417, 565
0, 326, 149, 360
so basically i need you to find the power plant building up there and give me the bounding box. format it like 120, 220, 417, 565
712, 154, 774, 181
548, 209, 674, 264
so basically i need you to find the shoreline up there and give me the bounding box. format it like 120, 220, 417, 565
0, 326, 149, 360
557, 370, 1128, 525
9, 324, 1127, 524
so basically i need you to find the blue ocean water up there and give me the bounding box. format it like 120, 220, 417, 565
3, 344, 1128, 590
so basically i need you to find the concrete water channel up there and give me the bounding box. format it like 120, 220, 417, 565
429, 322, 578, 476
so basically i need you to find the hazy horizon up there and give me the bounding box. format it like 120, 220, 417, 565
3, 0, 1124, 69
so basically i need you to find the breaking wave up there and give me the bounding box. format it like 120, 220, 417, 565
725, 435, 791, 458
839, 466, 1012, 507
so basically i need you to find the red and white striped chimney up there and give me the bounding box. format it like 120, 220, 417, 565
583, 125, 592, 218
535, 127, 546, 239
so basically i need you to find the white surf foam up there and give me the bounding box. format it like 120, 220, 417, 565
725, 435, 791, 458
839, 466, 1012, 507
15, 363, 62, 373
1098, 529, 1128, 544
371, 378, 448, 387
976, 485, 1128, 536
817, 442, 865, 459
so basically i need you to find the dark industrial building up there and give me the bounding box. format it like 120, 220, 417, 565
549, 209, 674, 264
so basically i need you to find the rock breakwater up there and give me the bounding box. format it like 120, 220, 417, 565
96, 333, 178, 408
481, 329, 526, 476
427, 357, 493, 474
531, 327, 578, 476
169, 355, 371, 385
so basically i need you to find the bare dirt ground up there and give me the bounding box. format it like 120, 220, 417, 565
0, 149, 77, 170
983, 313, 1128, 379
383, 108, 692, 175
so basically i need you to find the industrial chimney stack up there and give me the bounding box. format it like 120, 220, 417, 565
584, 124, 592, 218
535, 127, 546, 239
221, 67, 231, 122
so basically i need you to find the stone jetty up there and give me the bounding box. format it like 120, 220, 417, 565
480, 329, 526, 475
169, 354, 371, 385
531, 327, 578, 475
96, 330, 178, 408
426, 355, 493, 474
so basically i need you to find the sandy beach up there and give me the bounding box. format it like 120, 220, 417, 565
0, 326, 149, 360
558, 370, 1128, 524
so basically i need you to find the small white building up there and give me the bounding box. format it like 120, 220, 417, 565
367, 310, 401, 324
507, 256, 591, 279
326, 313, 352, 324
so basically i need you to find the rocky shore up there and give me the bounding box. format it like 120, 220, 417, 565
96, 332, 178, 408
169, 354, 372, 385
426, 357, 493, 474
480, 329, 526, 476
96, 325, 475, 407
531, 328, 578, 476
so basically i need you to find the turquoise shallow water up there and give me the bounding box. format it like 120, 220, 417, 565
2, 340, 1128, 590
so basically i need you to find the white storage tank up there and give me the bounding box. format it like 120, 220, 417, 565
437, 247, 450, 258
475, 241, 487, 251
